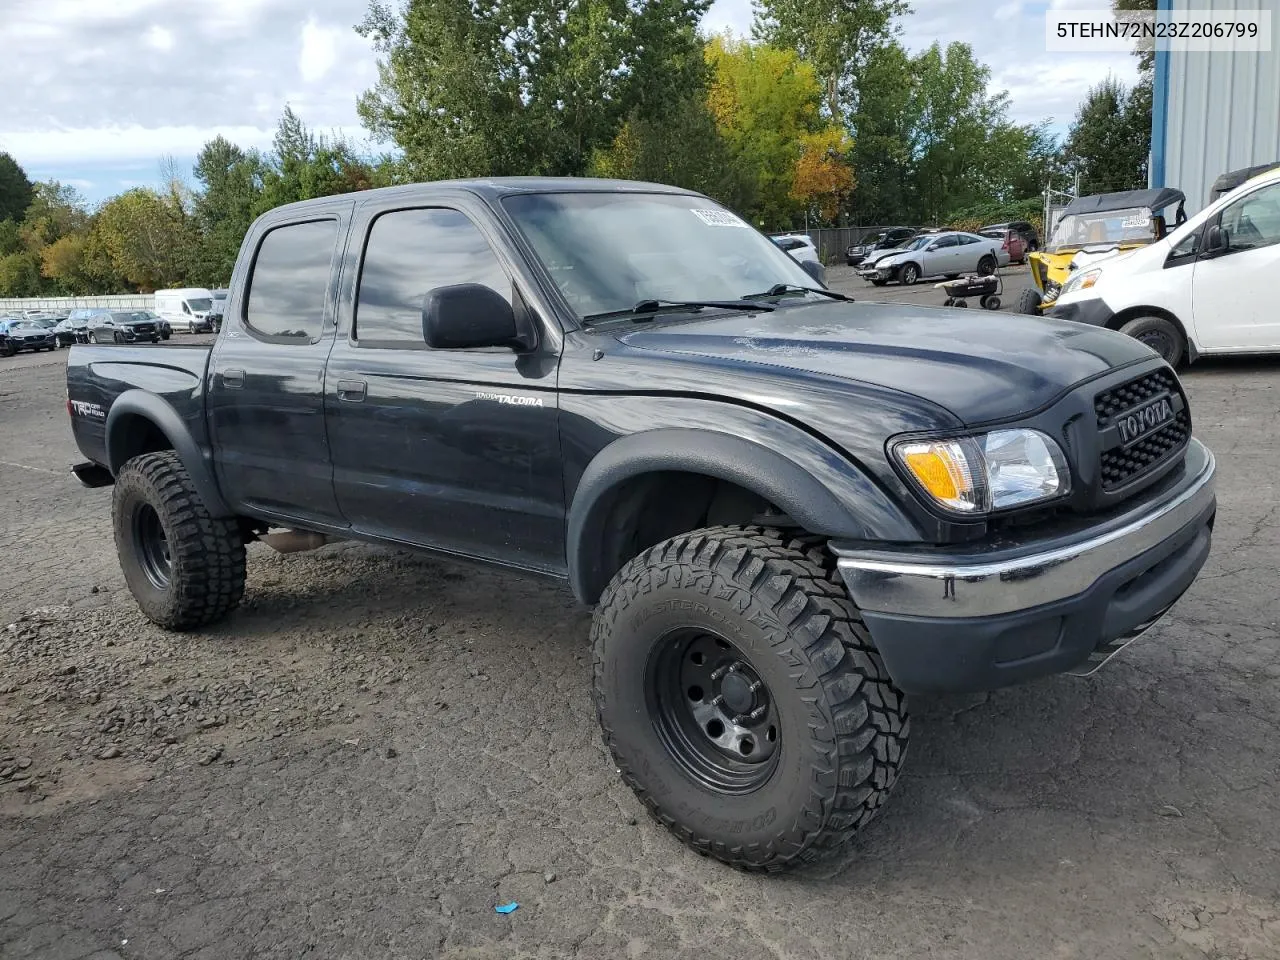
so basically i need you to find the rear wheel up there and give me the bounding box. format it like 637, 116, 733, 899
977, 255, 997, 276
113, 451, 246, 630
593, 526, 909, 871
1016, 288, 1043, 315
899, 263, 920, 285
982, 295, 1001, 311
1119, 315, 1185, 366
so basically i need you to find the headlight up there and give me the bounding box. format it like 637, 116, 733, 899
894, 429, 1070, 514
1061, 268, 1101, 296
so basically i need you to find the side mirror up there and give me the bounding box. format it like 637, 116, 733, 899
1205, 224, 1230, 255
799, 258, 826, 286
422, 283, 532, 351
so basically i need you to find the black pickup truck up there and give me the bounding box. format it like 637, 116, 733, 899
67, 178, 1216, 871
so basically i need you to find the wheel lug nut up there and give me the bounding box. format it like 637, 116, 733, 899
748, 705, 767, 721
710, 694, 725, 708
710, 665, 729, 681
749, 680, 763, 693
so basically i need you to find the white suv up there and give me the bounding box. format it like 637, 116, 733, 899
770, 234, 825, 285
1048, 166, 1280, 365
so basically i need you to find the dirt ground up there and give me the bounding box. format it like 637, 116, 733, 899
2, 317, 1279, 960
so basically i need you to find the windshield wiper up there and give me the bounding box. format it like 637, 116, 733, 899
742, 284, 854, 302
583, 298, 775, 323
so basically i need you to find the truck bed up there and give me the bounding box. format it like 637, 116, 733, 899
67, 343, 213, 471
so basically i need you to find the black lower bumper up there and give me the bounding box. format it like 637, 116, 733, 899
1046, 296, 1115, 328
833, 441, 1216, 694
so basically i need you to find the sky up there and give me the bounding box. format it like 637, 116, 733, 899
0, 0, 1138, 206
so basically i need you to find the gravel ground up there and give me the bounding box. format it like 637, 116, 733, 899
2, 324, 1279, 960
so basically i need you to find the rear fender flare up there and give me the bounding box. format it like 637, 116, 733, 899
566, 427, 914, 603
105, 390, 233, 518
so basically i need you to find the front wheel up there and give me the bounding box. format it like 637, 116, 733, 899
87, 332, 98, 344
1119, 315, 1185, 367
898, 263, 920, 285
1016, 288, 1043, 315
592, 526, 909, 871
113, 451, 246, 630
977, 255, 996, 276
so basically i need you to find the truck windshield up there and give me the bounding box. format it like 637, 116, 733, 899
1048, 207, 1157, 250
186, 298, 212, 312
502, 192, 815, 320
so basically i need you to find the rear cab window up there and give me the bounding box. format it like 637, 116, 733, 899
244, 219, 340, 342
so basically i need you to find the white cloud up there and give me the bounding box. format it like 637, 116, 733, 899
144, 24, 174, 52
299, 17, 340, 83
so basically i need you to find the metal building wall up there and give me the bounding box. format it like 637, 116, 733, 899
1154, 0, 1280, 213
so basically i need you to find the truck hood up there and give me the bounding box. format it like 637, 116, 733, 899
615, 300, 1156, 425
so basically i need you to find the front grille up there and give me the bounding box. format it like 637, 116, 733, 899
1095, 369, 1190, 491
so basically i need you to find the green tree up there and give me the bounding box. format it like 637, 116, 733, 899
20, 181, 89, 249
1063, 76, 1150, 193
0, 251, 42, 296
258, 107, 379, 212
706, 34, 826, 227
753, 0, 905, 122
590, 97, 753, 211
355, 0, 710, 180
191, 135, 268, 285
845, 41, 916, 221
0, 152, 35, 223
908, 42, 1016, 222
94, 188, 194, 290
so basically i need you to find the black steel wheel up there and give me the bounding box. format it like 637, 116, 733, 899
977, 255, 996, 276
593, 526, 909, 871
113, 451, 246, 630
648, 629, 780, 795
1119, 315, 1185, 366
131, 502, 172, 590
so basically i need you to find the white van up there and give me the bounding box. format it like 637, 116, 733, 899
1048, 165, 1280, 366
154, 288, 216, 333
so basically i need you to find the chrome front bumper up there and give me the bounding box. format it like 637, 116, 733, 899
830, 441, 1215, 692
834, 441, 1215, 619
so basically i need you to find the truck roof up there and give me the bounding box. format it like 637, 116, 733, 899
264, 177, 700, 217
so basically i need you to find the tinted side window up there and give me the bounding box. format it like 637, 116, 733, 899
355, 208, 512, 348
245, 219, 338, 341
934, 235, 958, 248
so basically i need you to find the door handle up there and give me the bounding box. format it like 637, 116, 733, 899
336, 379, 367, 402
222, 368, 245, 389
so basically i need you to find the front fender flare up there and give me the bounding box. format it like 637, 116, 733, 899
566, 427, 915, 603
105, 390, 233, 518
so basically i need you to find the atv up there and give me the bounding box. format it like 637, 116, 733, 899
1019, 188, 1187, 316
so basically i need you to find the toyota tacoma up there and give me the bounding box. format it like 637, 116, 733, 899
66, 178, 1216, 871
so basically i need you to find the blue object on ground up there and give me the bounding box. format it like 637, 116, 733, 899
495, 902, 519, 915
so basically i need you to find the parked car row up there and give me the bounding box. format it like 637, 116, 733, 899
856, 230, 1009, 285
845, 221, 1039, 269
0, 317, 60, 356
0, 309, 175, 356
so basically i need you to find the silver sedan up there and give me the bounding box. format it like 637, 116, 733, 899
857, 231, 1007, 286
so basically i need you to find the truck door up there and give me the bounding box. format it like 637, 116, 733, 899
207, 204, 352, 527
324, 198, 564, 573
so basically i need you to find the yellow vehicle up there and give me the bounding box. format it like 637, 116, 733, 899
1020, 188, 1186, 315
